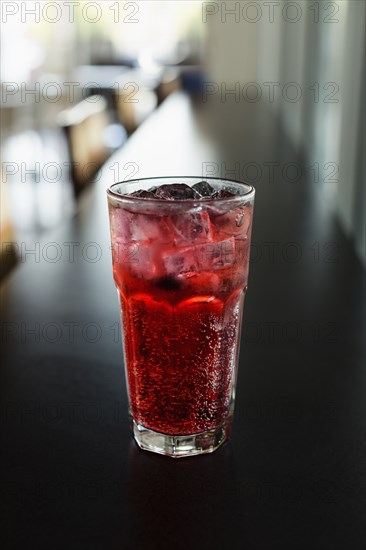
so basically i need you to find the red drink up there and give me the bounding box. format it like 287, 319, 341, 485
107, 178, 255, 457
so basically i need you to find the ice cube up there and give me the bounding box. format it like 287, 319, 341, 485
110, 209, 173, 244
213, 205, 253, 238
172, 210, 213, 245
135, 214, 173, 243
129, 189, 156, 198
211, 189, 236, 199
195, 237, 236, 270
162, 237, 236, 276
112, 240, 140, 266
155, 183, 201, 200
163, 245, 199, 275
128, 242, 157, 279
110, 207, 135, 243
191, 180, 215, 197
178, 271, 221, 293
235, 238, 250, 264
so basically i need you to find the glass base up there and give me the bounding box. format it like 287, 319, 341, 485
132, 417, 232, 458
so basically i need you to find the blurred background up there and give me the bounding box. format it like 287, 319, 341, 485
1, 0, 365, 277
1, 5, 365, 548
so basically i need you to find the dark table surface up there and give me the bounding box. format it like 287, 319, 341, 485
1, 92, 365, 550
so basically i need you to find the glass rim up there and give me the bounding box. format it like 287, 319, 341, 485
107, 176, 255, 204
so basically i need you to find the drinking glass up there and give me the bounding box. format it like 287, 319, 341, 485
107, 177, 255, 457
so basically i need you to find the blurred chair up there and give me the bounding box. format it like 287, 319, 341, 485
0, 178, 18, 280
114, 68, 162, 134
58, 96, 110, 195
116, 83, 157, 135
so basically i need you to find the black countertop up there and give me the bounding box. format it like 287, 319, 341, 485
1, 92, 364, 550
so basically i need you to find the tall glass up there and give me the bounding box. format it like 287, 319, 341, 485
107, 177, 255, 457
